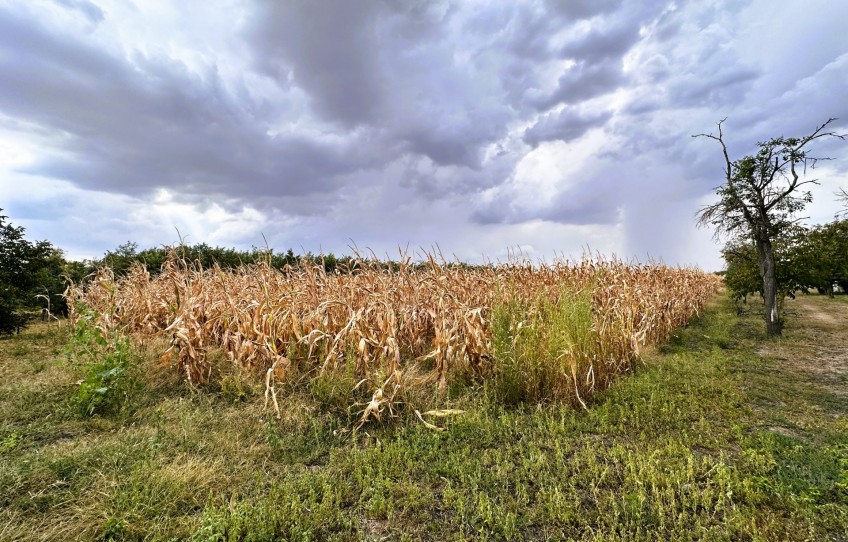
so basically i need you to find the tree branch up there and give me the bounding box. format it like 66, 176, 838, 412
724, 247, 755, 263
765, 119, 844, 211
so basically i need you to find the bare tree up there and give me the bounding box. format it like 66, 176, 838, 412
695, 118, 845, 336
837, 187, 848, 216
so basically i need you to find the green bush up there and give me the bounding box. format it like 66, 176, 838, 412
309, 364, 358, 416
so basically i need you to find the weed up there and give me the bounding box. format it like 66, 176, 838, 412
491, 284, 596, 405
0, 431, 22, 454
67, 307, 139, 417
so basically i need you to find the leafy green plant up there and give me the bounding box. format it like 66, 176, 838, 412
98, 516, 127, 541
68, 307, 138, 417
0, 431, 22, 454
218, 371, 257, 403
309, 365, 357, 415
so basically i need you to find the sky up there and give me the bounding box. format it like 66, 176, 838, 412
1, 0, 847, 270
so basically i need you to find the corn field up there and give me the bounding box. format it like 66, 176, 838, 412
67, 251, 722, 423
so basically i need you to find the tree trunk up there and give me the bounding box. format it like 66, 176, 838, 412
756, 238, 782, 336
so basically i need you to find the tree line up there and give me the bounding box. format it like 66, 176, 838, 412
0, 211, 69, 333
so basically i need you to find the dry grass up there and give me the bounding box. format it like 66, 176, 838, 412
67, 251, 722, 419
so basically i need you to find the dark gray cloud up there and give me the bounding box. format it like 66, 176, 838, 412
558, 21, 641, 63
523, 108, 613, 148
472, 175, 621, 227
246, 1, 512, 170
524, 4, 666, 112
248, 1, 385, 127
0, 5, 381, 203
527, 60, 626, 110
543, 0, 623, 21
668, 65, 760, 109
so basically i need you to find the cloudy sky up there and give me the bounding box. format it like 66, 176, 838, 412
1, 0, 847, 269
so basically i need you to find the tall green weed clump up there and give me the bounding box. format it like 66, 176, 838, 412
68, 307, 139, 417
491, 285, 596, 405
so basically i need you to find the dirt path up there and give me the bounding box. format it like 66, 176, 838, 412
766, 295, 848, 402
801, 298, 841, 327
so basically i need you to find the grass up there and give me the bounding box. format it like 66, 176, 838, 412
1, 293, 847, 540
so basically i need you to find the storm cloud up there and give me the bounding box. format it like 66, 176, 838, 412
1, 0, 847, 267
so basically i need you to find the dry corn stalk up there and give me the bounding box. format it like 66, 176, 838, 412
67, 249, 722, 417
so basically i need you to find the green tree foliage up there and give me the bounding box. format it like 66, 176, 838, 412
0, 210, 68, 333
101, 241, 141, 277
789, 220, 848, 295
722, 227, 805, 305
91, 242, 498, 279
722, 219, 848, 301
722, 241, 762, 301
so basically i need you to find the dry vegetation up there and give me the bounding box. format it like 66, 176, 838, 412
67, 251, 722, 421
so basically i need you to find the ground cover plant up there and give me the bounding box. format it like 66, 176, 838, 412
2, 288, 846, 540
66, 252, 721, 422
